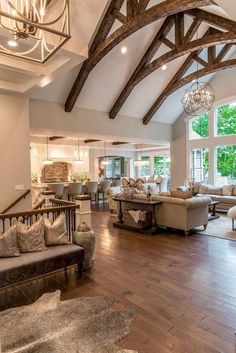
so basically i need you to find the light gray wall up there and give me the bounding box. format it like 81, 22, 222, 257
29, 99, 172, 144
0, 94, 31, 212
171, 67, 236, 189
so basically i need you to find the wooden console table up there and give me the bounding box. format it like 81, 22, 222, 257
113, 197, 162, 235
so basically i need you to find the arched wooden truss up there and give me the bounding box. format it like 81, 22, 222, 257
65, 0, 236, 125
65, 0, 215, 112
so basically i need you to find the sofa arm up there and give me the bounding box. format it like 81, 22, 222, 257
185, 196, 212, 209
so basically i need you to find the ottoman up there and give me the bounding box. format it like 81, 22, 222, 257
228, 206, 236, 230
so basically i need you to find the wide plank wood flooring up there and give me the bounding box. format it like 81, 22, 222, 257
1, 209, 236, 353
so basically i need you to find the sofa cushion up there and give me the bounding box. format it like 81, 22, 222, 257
217, 196, 236, 204
207, 186, 222, 196
44, 213, 71, 246
222, 184, 235, 196
0, 225, 20, 258
199, 184, 208, 194
17, 219, 47, 253
170, 190, 192, 199
0, 244, 84, 288
232, 186, 236, 196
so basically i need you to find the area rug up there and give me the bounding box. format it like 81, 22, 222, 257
0, 291, 137, 353
195, 214, 236, 241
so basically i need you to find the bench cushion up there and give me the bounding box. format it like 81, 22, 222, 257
0, 244, 84, 288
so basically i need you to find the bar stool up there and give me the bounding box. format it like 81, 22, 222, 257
47, 183, 64, 199
68, 182, 83, 201
84, 181, 98, 203
98, 180, 111, 203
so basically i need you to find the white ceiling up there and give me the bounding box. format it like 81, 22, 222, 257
1, 0, 236, 125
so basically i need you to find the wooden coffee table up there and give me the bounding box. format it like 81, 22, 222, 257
113, 196, 162, 235
208, 201, 220, 221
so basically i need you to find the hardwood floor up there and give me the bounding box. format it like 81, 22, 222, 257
1, 208, 236, 352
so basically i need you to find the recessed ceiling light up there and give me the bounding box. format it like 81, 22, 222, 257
162, 64, 167, 71
121, 46, 127, 54
7, 40, 18, 47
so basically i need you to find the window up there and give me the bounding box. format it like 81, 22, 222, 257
191, 148, 209, 182
154, 156, 171, 176
140, 156, 150, 177
216, 104, 236, 136
216, 145, 236, 184
189, 113, 209, 140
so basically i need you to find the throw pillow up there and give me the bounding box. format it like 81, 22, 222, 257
222, 184, 234, 196
199, 184, 208, 194
170, 190, 192, 199
193, 182, 202, 194
44, 213, 71, 246
0, 225, 20, 258
17, 219, 47, 253
232, 185, 236, 196
207, 186, 222, 196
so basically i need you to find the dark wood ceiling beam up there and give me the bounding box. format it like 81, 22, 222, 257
84, 139, 102, 144
49, 136, 65, 141
143, 49, 201, 124
183, 17, 202, 43
127, 0, 138, 19
160, 37, 176, 49
109, 15, 175, 119
175, 13, 185, 46
194, 55, 208, 67
138, 0, 150, 13
112, 141, 129, 145
186, 8, 236, 32
136, 31, 236, 85
215, 43, 233, 63
65, 0, 213, 112
113, 10, 127, 24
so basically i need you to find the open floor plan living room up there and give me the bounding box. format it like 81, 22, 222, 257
0, 1, 236, 352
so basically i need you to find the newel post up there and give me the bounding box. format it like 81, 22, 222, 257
42, 191, 55, 208
74, 195, 92, 228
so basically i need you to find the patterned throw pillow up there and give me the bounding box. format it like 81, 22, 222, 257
170, 190, 193, 199
222, 184, 234, 196
199, 184, 208, 194
17, 219, 47, 253
0, 225, 20, 258
232, 186, 236, 196
207, 186, 222, 196
44, 213, 71, 246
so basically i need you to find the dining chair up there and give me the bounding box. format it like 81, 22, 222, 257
84, 181, 99, 203
156, 176, 163, 192
68, 182, 83, 201
147, 176, 155, 183
98, 180, 112, 203
136, 178, 144, 190
129, 178, 136, 188
47, 183, 64, 199
121, 178, 129, 187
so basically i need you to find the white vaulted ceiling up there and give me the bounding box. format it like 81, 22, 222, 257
1, 0, 236, 124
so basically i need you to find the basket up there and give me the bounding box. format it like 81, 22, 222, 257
123, 209, 152, 229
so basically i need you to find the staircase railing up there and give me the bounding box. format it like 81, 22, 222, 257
1, 189, 31, 214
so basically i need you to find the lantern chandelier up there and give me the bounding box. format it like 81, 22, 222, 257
0, 0, 70, 63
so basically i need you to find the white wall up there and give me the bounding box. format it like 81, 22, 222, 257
171, 67, 236, 189
29, 99, 172, 144
0, 94, 31, 212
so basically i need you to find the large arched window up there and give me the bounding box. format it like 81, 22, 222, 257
187, 100, 236, 185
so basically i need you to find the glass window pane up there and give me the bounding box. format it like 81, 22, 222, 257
191, 148, 209, 182
216, 104, 236, 136
141, 156, 150, 176
216, 145, 236, 184
189, 113, 209, 140
154, 156, 164, 176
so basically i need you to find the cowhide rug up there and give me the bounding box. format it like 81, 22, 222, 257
0, 291, 137, 353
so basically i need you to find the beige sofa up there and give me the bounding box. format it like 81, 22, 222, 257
106, 187, 211, 236
194, 183, 236, 211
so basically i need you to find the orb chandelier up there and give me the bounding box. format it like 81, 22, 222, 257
182, 81, 215, 117
0, 0, 70, 63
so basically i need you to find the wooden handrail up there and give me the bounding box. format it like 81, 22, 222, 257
0, 204, 79, 220
32, 198, 46, 210
1, 189, 31, 214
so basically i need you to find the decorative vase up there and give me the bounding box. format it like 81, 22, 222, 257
73, 222, 96, 270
